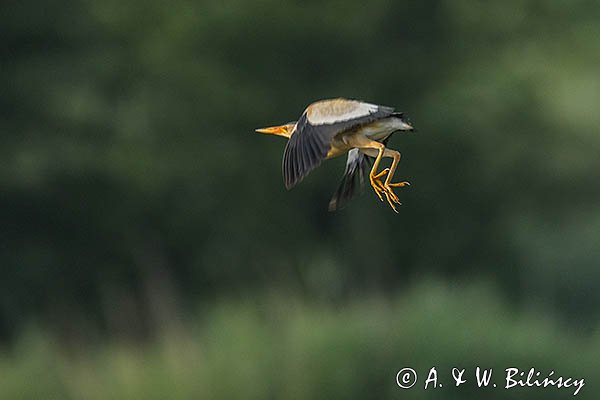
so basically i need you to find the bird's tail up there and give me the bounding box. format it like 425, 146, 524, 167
328, 149, 371, 211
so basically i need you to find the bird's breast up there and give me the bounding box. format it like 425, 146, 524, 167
326, 138, 352, 159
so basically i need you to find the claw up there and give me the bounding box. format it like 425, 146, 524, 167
388, 181, 410, 188
370, 168, 410, 212
383, 191, 400, 213
369, 168, 390, 202
381, 181, 410, 212
387, 188, 400, 204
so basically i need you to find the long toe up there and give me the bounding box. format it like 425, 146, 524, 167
388, 181, 410, 188
372, 168, 390, 180
384, 192, 399, 213
370, 179, 385, 201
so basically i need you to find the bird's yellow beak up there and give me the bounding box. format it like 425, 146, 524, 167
255, 124, 291, 138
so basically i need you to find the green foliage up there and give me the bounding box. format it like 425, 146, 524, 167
0, 4, 599, 398
2, 0, 599, 334
0, 282, 597, 399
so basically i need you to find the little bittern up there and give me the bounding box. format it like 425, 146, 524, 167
256, 98, 414, 212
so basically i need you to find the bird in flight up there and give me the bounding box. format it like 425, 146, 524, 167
256, 98, 414, 212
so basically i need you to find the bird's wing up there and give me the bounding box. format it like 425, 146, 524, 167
328, 148, 371, 211
282, 99, 394, 189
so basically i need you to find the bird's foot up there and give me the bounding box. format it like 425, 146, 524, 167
369, 168, 390, 201
370, 170, 410, 212
382, 181, 410, 213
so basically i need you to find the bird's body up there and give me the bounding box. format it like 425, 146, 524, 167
326, 116, 409, 158
256, 98, 414, 212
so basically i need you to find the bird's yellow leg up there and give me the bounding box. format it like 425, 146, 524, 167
366, 147, 409, 211
368, 145, 391, 202
343, 136, 389, 202
369, 167, 389, 195
344, 135, 409, 211
372, 168, 389, 180
381, 149, 410, 210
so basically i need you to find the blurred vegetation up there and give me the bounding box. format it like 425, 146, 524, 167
1, 0, 599, 398
1, 283, 598, 399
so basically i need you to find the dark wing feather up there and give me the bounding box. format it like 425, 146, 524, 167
282, 101, 393, 189
328, 149, 371, 211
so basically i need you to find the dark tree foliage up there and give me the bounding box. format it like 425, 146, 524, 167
1, 0, 599, 338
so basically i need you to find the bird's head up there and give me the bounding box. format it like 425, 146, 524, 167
255, 122, 296, 139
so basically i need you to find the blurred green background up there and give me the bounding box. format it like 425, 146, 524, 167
1, 0, 599, 398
